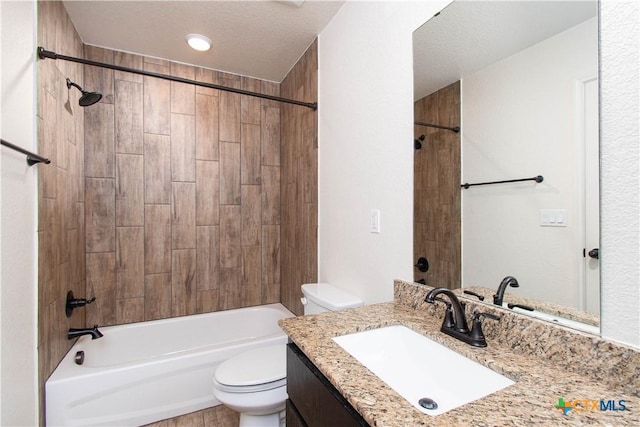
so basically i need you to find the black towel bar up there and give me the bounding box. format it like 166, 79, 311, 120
1, 138, 51, 166
461, 175, 543, 189
414, 121, 460, 133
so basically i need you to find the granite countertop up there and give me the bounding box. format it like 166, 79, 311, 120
279, 299, 639, 426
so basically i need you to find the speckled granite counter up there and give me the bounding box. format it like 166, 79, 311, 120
279, 281, 640, 426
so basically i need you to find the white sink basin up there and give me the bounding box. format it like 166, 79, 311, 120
332, 325, 514, 416
503, 303, 600, 334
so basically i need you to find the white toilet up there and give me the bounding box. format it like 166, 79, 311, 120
212, 283, 363, 427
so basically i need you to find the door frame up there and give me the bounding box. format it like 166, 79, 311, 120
574, 75, 600, 314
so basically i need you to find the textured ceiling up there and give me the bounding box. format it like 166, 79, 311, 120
414, 1, 598, 99
62, 0, 345, 82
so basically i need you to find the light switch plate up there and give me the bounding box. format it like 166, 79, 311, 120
370, 209, 381, 233
540, 209, 567, 227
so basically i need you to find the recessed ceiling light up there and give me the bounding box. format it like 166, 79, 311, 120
185, 34, 212, 51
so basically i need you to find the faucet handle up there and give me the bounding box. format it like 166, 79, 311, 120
470, 311, 500, 343
66, 291, 96, 318
474, 311, 500, 321
443, 306, 455, 329
463, 290, 485, 301
433, 297, 456, 329
507, 303, 534, 311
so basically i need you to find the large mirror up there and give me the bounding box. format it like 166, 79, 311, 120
413, 1, 599, 333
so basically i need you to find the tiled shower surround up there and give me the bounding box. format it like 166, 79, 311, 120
37, 1, 318, 423
82, 45, 283, 326
413, 82, 461, 288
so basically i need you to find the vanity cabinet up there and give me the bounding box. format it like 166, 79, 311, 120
286, 343, 369, 427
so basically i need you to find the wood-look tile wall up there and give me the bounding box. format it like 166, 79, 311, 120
36, 1, 87, 421
413, 82, 461, 289
83, 48, 282, 326
279, 40, 319, 315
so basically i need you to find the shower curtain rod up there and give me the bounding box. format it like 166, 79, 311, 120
414, 121, 460, 133
37, 47, 318, 111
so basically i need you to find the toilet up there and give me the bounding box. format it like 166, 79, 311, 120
212, 283, 363, 427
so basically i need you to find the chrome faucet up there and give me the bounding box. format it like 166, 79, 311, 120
493, 276, 519, 306
68, 325, 103, 340
425, 287, 499, 347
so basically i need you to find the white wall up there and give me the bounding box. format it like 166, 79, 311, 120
318, 1, 638, 348
317, 0, 451, 304
0, 0, 39, 424
599, 0, 640, 347
461, 18, 597, 308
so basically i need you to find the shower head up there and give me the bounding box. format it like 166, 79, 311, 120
66, 78, 102, 107
414, 134, 425, 150
79, 91, 103, 107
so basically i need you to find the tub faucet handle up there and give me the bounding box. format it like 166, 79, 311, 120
66, 291, 96, 318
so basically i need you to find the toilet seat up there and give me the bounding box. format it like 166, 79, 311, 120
213, 377, 286, 393
213, 345, 286, 393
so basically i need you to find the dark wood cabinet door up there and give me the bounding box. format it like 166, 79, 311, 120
286, 343, 369, 427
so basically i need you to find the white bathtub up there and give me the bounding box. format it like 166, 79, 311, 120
45, 303, 294, 427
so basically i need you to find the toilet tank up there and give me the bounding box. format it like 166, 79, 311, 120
301, 283, 363, 315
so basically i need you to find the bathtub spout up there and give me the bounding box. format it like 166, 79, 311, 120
68, 325, 103, 340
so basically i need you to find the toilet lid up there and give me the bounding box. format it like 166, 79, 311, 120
215, 345, 286, 387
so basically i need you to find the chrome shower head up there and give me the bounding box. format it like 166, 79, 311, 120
66, 78, 102, 107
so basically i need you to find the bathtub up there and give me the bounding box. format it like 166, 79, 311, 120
45, 303, 294, 427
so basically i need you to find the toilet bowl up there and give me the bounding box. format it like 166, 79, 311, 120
214, 283, 363, 426
212, 345, 287, 427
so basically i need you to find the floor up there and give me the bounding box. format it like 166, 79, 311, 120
143, 406, 239, 427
